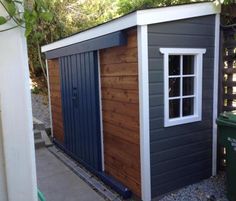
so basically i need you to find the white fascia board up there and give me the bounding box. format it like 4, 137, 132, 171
42, 2, 221, 53
137, 2, 221, 25
41, 12, 137, 52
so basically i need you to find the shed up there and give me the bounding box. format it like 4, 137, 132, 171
41, 2, 221, 200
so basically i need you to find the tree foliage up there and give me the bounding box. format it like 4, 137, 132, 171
26, 0, 65, 82
117, 0, 214, 14
54, 0, 119, 35
0, 0, 62, 91
0, 0, 120, 93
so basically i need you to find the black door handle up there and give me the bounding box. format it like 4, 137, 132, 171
72, 87, 78, 108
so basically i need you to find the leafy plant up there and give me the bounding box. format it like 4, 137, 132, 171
0, 0, 63, 87
0, 0, 54, 81
0, 0, 52, 34
31, 86, 41, 94
0, 0, 24, 31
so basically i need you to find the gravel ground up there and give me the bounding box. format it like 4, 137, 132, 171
31, 93, 51, 128
160, 172, 228, 201
31, 94, 228, 201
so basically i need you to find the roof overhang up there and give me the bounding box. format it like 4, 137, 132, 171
41, 2, 221, 53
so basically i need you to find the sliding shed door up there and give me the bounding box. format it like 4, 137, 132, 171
59, 51, 102, 172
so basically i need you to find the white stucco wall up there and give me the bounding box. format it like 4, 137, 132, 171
0, 4, 37, 201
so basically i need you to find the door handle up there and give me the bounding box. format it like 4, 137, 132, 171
72, 87, 78, 108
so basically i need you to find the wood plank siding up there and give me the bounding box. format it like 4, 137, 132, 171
100, 29, 141, 197
48, 59, 64, 143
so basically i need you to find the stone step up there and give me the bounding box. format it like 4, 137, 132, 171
34, 130, 42, 140
33, 117, 52, 149
41, 130, 53, 147
33, 122, 45, 131
35, 139, 45, 149
33, 117, 45, 131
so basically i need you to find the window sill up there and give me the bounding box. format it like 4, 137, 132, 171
164, 115, 202, 127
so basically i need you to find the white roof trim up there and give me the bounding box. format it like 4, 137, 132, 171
136, 2, 220, 25
41, 2, 221, 53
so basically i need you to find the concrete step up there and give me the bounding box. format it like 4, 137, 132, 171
33, 117, 45, 131
33, 123, 45, 131
34, 130, 42, 140
41, 130, 53, 147
33, 117, 52, 149
35, 139, 45, 149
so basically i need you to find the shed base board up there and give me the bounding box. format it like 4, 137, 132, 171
52, 139, 132, 199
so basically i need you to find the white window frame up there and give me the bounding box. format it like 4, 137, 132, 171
160, 48, 206, 127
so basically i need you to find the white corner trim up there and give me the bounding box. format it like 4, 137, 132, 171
42, 2, 220, 53
97, 51, 105, 171
137, 2, 221, 25
138, 25, 151, 201
212, 13, 220, 176
46, 60, 53, 137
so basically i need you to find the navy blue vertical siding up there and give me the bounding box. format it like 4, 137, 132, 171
59, 51, 102, 172
148, 15, 216, 199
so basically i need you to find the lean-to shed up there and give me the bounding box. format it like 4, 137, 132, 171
42, 2, 221, 200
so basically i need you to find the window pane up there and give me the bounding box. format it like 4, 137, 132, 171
169, 55, 180, 75
183, 77, 194, 96
169, 78, 180, 97
169, 99, 180, 118
183, 55, 194, 75
183, 98, 194, 116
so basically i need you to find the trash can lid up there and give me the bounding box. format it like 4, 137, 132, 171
219, 110, 236, 123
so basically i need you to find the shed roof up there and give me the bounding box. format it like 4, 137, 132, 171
41, 2, 221, 53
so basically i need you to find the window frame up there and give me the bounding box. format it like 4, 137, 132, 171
160, 48, 206, 127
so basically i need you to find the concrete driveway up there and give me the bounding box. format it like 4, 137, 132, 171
36, 148, 105, 201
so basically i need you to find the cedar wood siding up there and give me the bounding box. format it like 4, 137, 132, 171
148, 15, 215, 198
48, 59, 64, 143
99, 29, 141, 197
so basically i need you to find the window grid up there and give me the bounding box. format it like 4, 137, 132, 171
169, 95, 195, 100
168, 55, 195, 119
169, 75, 196, 78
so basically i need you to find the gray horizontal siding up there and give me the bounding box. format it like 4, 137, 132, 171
151, 140, 212, 164
148, 15, 215, 199
152, 164, 211, 196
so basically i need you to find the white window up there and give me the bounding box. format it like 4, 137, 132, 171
160, 48, 206, 127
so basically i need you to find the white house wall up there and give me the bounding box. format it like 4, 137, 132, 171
0, 4, 37, 201
0, 111, 7, 201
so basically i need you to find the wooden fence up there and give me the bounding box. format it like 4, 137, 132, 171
220, 27, 236, 112
218, 4, 236, 170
